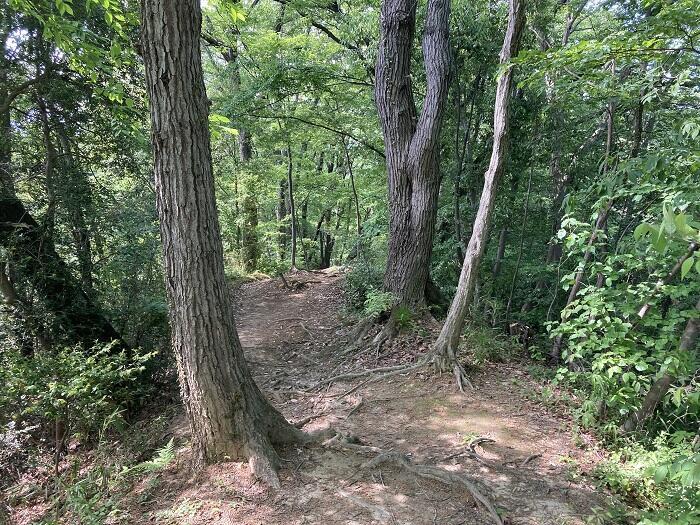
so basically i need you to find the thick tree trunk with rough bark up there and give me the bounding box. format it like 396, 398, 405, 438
432, 0, 525, 371
140, 0, 303, 482
375, 0, 451, 310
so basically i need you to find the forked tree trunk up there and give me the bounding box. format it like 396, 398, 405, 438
432, 0, 525, 368
375, 0, 451, 310
140, 0, 303, 482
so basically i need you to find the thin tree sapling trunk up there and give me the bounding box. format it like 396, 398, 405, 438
286, 145, 297, 269
431, 0, 526, 382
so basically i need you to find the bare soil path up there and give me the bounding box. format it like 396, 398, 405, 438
134, 269, 609, 525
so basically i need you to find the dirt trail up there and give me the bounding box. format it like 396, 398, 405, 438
136, 270, 608, 525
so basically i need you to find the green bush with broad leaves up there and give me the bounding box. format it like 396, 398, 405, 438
593, 432, 700, 525
344, 262, 385, 312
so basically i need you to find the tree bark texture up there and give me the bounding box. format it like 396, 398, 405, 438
140, 0, 301, 480
432, 0, 525, 365
374, 0, 451, 309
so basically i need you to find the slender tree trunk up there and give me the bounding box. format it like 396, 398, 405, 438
432, 0, 526, 370
505, 165, 533, 322
622, 297, 700, 433
239, 130, 259, 272
140, 0, 303, 483
491, 227, 508, 280
55, 121, 95, 295
0, 262, 51, 353
0, 6, 12, 200
375, 0, 451, 310
36, 95, 58, 238
343, 139, 362, 236
286, 146, 297, 269
276, 177, 288, 258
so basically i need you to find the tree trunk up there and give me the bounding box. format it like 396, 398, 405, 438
286, 147, 297, 269
55, 121, 95, 296
432, 0, 525, 369
239, 130, 259, 272
505, 164, 533, 322
36, 95, 58, 238
0, 197, 125, 349
343, 139, 362, 236
375, 0, 451, 310
491, 227, 508, 280
622, 297, 700, 433
1, 6, 15, 200
140, 0, 303, 482
276, 178, 288, 258
0, 262, 51, 353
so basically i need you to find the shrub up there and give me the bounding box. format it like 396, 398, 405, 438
593, 432, 700, 525
0, 343, 154, 443
345, 262, 384, 311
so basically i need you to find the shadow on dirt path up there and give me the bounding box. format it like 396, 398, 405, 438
130, 269, 609, 525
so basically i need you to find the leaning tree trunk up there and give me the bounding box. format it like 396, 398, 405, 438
375, 0, 451, 311
140, 0, 303, 483
432, 0, 525, 374
622, 297, 700, 433
0, 198, 126, 349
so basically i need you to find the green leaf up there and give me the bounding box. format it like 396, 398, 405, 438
634, 223, 650, 240
681, 257, 694, 279
654, 464, 668, 484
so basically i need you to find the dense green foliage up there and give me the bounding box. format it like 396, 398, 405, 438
1, 0, 698, 522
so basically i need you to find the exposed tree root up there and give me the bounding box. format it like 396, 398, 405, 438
311, 360, 429, 401
363, 451, 504, 525
443, 436, 495, 465
337, 489, 392, 523
519, 453, 541, 467
313, 345, 476, 396
371, 315, 397, 350
321, 431, 503, 524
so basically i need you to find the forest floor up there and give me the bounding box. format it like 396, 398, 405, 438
120, 269, 613, 525
8, 269, 616, 525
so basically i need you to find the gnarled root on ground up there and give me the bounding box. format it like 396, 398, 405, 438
429, 341, 474, 392
363, 452, 504, 525
320, 432, 504, 525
